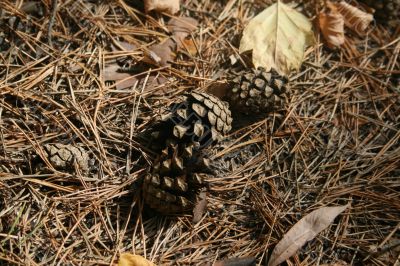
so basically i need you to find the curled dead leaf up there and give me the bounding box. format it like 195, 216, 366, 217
239, 0, 314, 75
318, 2, 345, 48
118, 253, 156, 266
144, 0, 179, 15
334, 1, 373, 35
268, 204, 350, 266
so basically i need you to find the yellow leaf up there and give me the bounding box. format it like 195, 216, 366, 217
239, 0, 314, 75
118, 253, 156, 266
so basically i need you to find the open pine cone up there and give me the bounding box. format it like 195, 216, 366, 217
224, 67, 289, 115
143, 143, 209, 214
150, 91, 233, 150
141, 91, 232, 214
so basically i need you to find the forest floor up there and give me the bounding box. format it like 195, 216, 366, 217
0, 0, 399, 265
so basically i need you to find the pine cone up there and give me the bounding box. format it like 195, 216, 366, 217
150, 91, 233, 150
143, 143, 209, 214
40, 144, 89, 173
359, 0, 400, 24
224, 67, 289, 115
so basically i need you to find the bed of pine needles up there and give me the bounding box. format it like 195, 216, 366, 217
1, 0, 399, 265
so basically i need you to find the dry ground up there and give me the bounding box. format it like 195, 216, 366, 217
0, 0, 399, 265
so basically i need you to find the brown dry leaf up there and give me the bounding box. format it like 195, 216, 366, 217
334, 1, 373, 35
104, 64, 132, 81
115, 75, 167, 90
268, 204, 350, 266
192, 191, 207, 223
168, 17, 198, 47
103, 64, 168, 90
144, 17, 198, 66
239, 0, 314, 75
144, 0, 179, 15
103, 64, 139, 90
118, 253, 156, 266
141, 75, 169, 93
143, 38, 176, 66
103, 63, 138, 90
180, 39, 197, 55
114, 77, 140, 90
111, 40, 137, 52
318, 2, 345, 48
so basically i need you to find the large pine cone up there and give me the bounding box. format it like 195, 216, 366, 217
143, 143, 208, 214
150, 92, 233, 150
224, 67, 289, 115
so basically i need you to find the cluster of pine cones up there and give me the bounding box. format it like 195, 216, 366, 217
143, 67, 289, 214
32, 67, 289, 215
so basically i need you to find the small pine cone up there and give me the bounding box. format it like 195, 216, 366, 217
40, 144, 89, 173
224, 67, 289, 115
143, 143, 209, 214
150, 92, 233, 150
